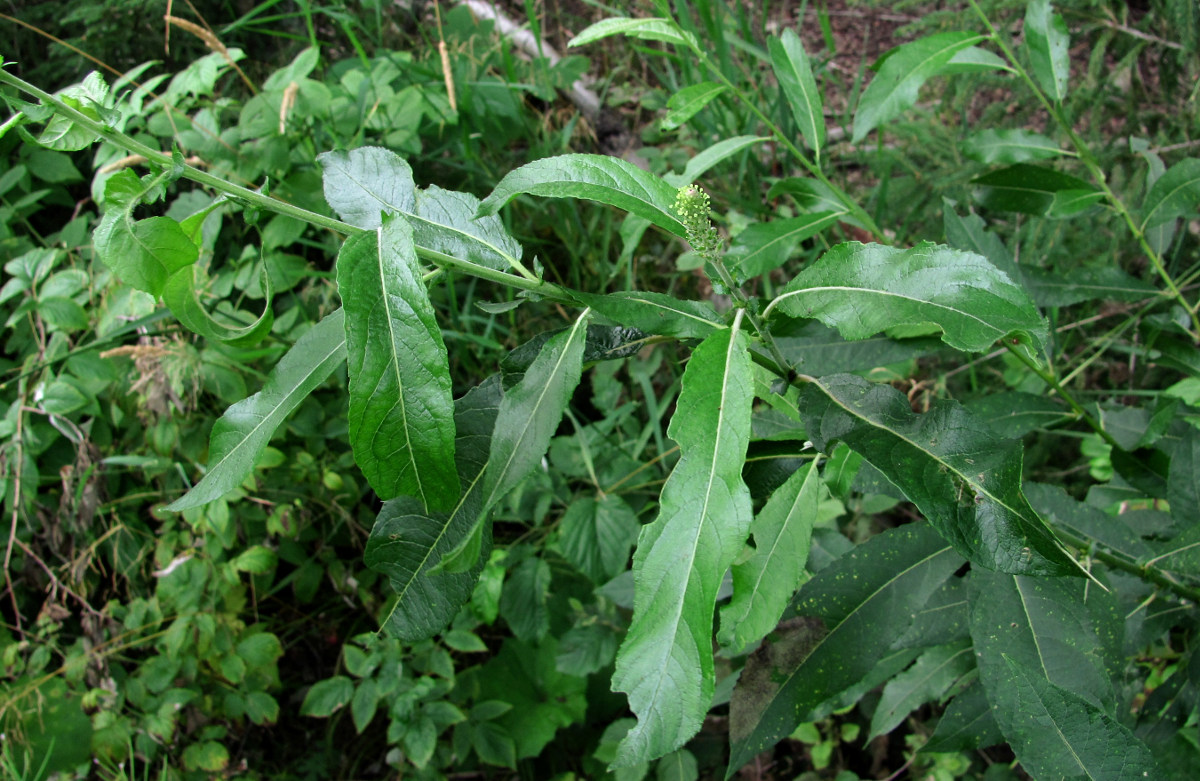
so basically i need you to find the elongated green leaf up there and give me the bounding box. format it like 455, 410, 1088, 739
477, 155, 686, 238
1026, 482, 1152, 562
769, 242, 1048, 358
770, 29, 825, 158
661, 82, 727, 131
942, 200, 1019, 281
93, 171, 198, 296
567, 17, 699, 50
1024, 0, 1070, 103
969, 570, 1117, 716
718, 459, 823, 654
167, 310, 347, 510
772, 321, 943, 376
868, 641, 974, 740
163, 264, 274, 347
962, 129, 1065, 164
1168, 426, 1200, 532
965, 392, 1070, 438
726, 212, 844, 280
612, 317, 755, 767
727, 524, 962, 777
439, 310, 591, 573
922, 682, 1003, 752
338, 216, 458, 508
852, 32, 984, 143
366, 378, 500, 641
319, 147, 523, 273
972, 164, 1100, 217
573, 291, 723, 339
1020, 266, 1157, 308
559, 494, 640, 583
801, 374, 1079, 575
668, 136, 768, 188
1141, 158, 1200, 231
937, 45, 1009, 75
998, 655, 1159, 780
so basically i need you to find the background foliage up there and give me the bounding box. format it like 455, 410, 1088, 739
2, 0, 1200, 779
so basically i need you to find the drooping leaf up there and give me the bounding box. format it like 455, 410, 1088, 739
612, 318, 755, 767
800, 374, 1079, 575
661, 82, 727, 131
770, 29, 825, 159
727, 524, 962, 777
167, 310, 347, 511
1141, 158, 1200, 231
725, 212, 844, 280
337, 216, 458, 508
962, 129, 1065, 164
318, 147, 524, 273
573, 291, 724, 339
852, 32, 984, 143
718, 459, 823, 654
477, 154, 686, 238
769, 241, 1048, 358
365, 378, 501, 641
567, 17, 699, 51
972, 164, 1101, 217
997, 655, 1159, 780
93, 171, 198, 296
868, 641, 975, 740
969, 570, 1117, 715
1024, 0, 1071, 103
559, 494, 640, 583
438, 310, 591, 573
162, 263, 274, 347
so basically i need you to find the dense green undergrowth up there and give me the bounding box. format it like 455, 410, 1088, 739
2, 0, 1200, 778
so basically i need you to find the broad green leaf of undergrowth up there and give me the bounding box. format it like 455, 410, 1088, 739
567, 17, 699, 51
962, 129, 1066, 165
1140, 158, 1200, 231
163, 263, 274, 347
997, 655, 1159, 780
800, 374, 1079, 575
438, 310, 591, 573
338, 216, 458, 509
573, 291, 723, 339
852, 32, 984, 143
726, 212, 844, 280
559, 494, 640, 583
365, 378, 500, 641
612, 317, 754, 767
727, 524, 962, 777
769, 241, 1048, 360
477, 154, 686, 238
661, 82, 726, 131
718, 458, 823, 654
1024, 0, 1070, 103
770, 29, 825, 160
94, 169, 198, 296
168, 309, 347, 511
319, 146, 523, 273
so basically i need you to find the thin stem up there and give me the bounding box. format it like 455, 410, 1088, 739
1005, 344, 1121, 450
0, 68, 570, 302
966, 0, 1199, 339
1053, 527, 1200, 605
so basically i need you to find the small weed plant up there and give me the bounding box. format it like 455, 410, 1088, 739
2, 0, 1200, 778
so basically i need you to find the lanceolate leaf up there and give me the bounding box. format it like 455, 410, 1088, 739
439, 310, 592, 573
365, 378, 501, 641
770, 29, 825, 159
1024, 0, 1070, 103
769, 242, 1048, 358
718, 458, 823, 654
998, 655, 1159, 780
727, 524, 962, 777
477, 155, 686, 238
923, 682, 1003, 752
612, 316, 755, 767
573, 291, 724, 339
567, 17, 699, 51
962, 129, 1065, 164
726, 212, 844, 280
168, 310, 347, 511
972, 164, 1100, 217
661, 82, 727, 131
800, 374, 1079, 575
338, 216, 459, 509
852, 32, 984, 143
319, 147, 524, 273
868, 641, 975, 740
1141, 158, 1200, 231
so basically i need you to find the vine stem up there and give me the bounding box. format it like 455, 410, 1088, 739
0, 69, 565, 298
1053, 527, 1200, 605
965, 0, 1200, 340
